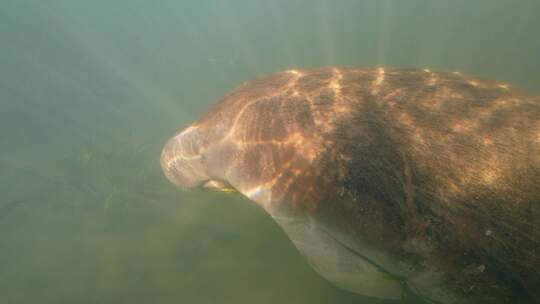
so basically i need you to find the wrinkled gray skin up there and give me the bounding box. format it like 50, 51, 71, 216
161, 67, 540, 303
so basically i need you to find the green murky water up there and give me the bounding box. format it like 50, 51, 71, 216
1, 1, 539, 303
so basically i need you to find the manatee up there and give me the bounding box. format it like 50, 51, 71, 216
160, 67, 540, 303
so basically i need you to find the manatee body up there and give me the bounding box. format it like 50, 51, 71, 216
161, 67, 540, 303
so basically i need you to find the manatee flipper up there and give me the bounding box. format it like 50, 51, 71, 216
271, 214, 404, 300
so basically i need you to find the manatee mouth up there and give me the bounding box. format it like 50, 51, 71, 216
202, 180, 237, 193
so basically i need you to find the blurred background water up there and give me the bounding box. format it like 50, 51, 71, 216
1, 0, 539, 303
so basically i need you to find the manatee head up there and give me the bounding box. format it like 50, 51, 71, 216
160, 70, 316, 206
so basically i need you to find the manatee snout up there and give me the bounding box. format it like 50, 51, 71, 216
160, 126, 209, 189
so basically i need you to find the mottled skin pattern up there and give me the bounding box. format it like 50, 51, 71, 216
161, 67, 540, 303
